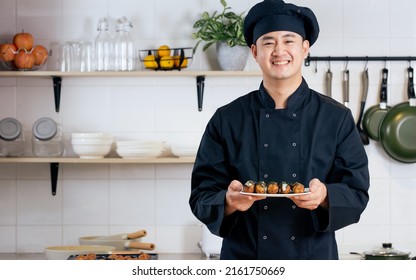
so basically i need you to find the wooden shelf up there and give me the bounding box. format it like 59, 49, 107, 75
0, 70, 262, 111
0, 156, 195, 164
0, 156, 195, 195
0, 70, 262, 77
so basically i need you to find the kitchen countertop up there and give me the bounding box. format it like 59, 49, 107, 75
0, 253, 214, 260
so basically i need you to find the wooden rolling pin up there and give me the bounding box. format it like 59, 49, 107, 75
95, 230, 147, 240
125, 241, 155, 251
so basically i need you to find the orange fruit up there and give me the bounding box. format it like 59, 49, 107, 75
173, 55, 188, 68
143, 54, 158, 69
159, 56, 174, 69
157, 45, 170, 58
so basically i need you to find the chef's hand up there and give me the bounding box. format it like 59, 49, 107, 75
290, 178, 328, 210
225, 180, 266, 216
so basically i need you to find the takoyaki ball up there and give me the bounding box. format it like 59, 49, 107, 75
292, 182, 305, 193
279, 182, 291, 194
242, 180, 255, 193
267, 181, 279, 194
255, 181, 267, 194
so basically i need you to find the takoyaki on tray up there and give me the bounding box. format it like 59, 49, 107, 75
68, 252, 158, 260
240, 180, 310, 197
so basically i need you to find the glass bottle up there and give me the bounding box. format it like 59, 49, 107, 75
114, 17, 135, 71
32, 117, 64, 157
95, 17, 113, 71
0, 117, 25, 157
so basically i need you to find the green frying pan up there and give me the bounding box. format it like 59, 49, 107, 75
362, 68, 391, 141
379, 67, 416, 163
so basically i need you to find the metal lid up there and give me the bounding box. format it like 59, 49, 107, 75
32, 117, 57, 141
365, 243, 410, 257
0, 117, 22, 141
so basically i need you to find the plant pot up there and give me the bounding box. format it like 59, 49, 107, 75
216, 41, 249, 71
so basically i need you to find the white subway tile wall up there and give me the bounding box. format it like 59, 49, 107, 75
1, 0, 416, 254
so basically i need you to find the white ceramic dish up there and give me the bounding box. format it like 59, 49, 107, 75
240, 189, 311, 198
72, 143, 112, 159
71, 138, 113, 145
171, 148, 197, 157
44, 245, 116, 260
116, 149, 161, 158
71, 132, 113, 139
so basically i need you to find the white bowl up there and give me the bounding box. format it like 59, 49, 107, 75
71, 138, 114, 145
44, 245, 116, 260
72, 143, 112, 159
71, 132, 113, 139
116, 141, 164, 149
171, 147, 197, 157
116, 148, 162, 158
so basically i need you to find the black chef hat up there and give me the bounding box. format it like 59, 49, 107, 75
243, 0, 319, 47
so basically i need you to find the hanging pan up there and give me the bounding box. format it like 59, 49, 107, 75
379, 66, 416, 163
363, 67, 391, 141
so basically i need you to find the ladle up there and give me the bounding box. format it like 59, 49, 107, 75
357, 68, 370, 145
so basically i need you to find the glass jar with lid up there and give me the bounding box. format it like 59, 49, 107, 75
32, 117, 64, 157
0, 117, 25, 157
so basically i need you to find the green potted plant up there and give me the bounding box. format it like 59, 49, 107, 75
192, 0, 249, 70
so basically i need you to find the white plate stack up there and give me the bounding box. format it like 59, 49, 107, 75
171, 143, 198, 157
71, 133, 113, 159
116, 141, 164, 159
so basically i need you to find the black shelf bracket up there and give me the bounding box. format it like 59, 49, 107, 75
50, 162, 59, 196
52, 76, 62, 112
304, 54, 416, 67
196, 75, 205, 111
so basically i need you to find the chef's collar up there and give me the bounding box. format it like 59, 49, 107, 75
259, 78, 309, 109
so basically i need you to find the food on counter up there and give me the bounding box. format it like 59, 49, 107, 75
74, 252, 151, 260
241, 180, 307, 194
292, 182, 305, 193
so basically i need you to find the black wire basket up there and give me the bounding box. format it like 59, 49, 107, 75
138, 47, 193, 71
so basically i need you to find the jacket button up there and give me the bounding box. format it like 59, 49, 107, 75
293, 113, 297, 118
292, 173, 297, 178
263, 235, 268, 240
264, 143, 268, 148
292, 205, 296, 209
266, 114, 270, 118
264, 206, 268, 210
264, 174, 269, 179
291, 236, 296, 241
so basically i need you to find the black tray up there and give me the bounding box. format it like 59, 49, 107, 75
67, 253, 158, 260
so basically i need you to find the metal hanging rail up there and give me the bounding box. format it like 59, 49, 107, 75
304, 54, 416, 66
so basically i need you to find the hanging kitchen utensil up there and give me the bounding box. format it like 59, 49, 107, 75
93, 229, 147, 241
362, 67, 391, 141
379, 66, 416, 163
325, 62, 332, 97
342, 68, 349, 107
356, 68, 370, 145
